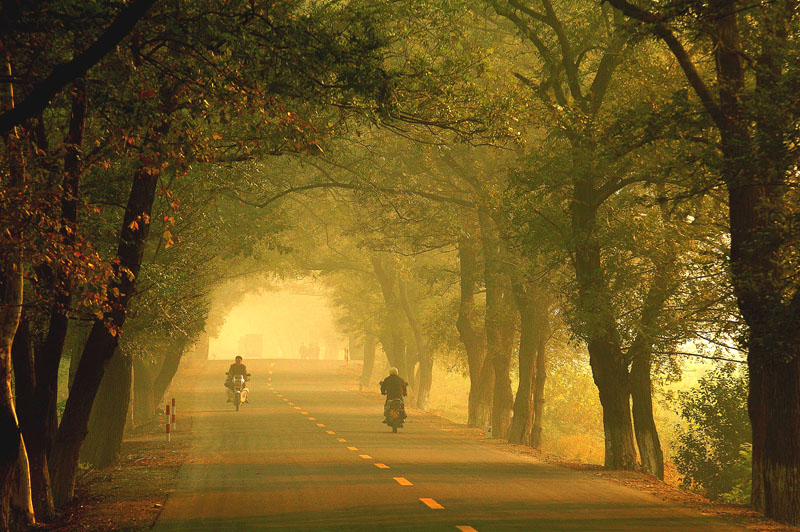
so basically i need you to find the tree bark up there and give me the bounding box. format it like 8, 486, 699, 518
509, 278, 551, 448
629, 345, 663, 479
80, 351, 132, 468
11, 80, 87, 522
571, 166, 637, 471
50, 159, 162, 507
360, 333, 376, 391
456, 233, 490, 428
11, 319, 55, 521
478, 210, 515, 439
530, 325, 547, 450
508, 283, 537, 445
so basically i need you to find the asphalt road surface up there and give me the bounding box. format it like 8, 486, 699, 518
152, 359, 745, 532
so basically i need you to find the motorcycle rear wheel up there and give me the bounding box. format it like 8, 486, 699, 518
392, 425, 398, 433
235, 391, 241, 411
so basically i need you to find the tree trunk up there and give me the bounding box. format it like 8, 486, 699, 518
591, 340, 637, 471
50, 159, 162, 507
748, 336, 800, 523
479, 210, 515, 439
630, 348, 663, 479
530, 328, 547, 450
456, 233, 489, 428
627, 254, 672, 480
360, 333, 376, 391
80, 351, 132, 468
397, 277, 432, 411
152, 350, 182, 409
508, 283, 536, 445
472, 360, 494, 430
371, 255, 411, 389
132, 358, 155, 426
11, 319, 54, 520
10, 81, 88, 523
0, 51, 35, 527
571, 166, 637, 471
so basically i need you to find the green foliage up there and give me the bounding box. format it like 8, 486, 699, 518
673, 364, 751, 504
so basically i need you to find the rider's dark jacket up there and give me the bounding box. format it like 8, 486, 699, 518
380, 374, 407, 400
227, 362, 247, 380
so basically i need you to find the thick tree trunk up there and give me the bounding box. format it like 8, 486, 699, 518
472, 361, 494, 430
627, 261, 671, 480
152, 350, 182, 409
508, 284, 536, 445
0, 350, 22, 530
11, 319, 55, 520
456, 234, 489, 428
630, 347, 663, 479
479, 210, 515, 439
530, 330, 547, 449
572, 167, 637, 471
11, 81, 87, 523
748, 335, 800, 523
132, 358, 155, 426
591, 340, 637, 471
80, 351, 132, 468
50, 160, 161, 507
360, 333, 376, 391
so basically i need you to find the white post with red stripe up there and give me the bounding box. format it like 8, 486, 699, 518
165, 404, 171, 442
171, 397, 176, 431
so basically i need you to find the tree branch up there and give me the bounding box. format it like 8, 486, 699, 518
0, 0, 157, 134
602, 0, 727, 129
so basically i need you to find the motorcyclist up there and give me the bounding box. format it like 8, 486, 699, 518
380, 367, 407, 422
225, 355, 248, 403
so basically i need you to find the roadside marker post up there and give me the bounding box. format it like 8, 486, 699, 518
165, 405, 172, 442
171, 398, 176, 431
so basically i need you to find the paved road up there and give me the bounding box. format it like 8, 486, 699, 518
152, 359, 744, 532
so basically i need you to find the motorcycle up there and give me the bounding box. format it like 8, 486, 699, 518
384, 398, 406, 433
228, 373, 251, 411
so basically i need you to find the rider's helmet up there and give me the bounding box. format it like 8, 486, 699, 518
389, 367, 399, 375
235, 355, 243, 362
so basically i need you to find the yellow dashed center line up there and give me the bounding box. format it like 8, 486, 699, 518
374, 463, 390, 469
358, 454, 372, 459
420, 498, 444, 510
347, 446, 358, 451
457, 527, 479, 532
393, 477, 413, 486
316, 423, 325, 427
288, 402, 294, 405
337, 438, 347, 443
308, 417, 316, 421
294, 407, 302, 410
301, 411, 308, 415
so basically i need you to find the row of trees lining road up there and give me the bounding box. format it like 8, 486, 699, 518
1, 0, 799, 528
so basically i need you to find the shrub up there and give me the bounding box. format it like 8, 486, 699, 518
673, 363, 751, 504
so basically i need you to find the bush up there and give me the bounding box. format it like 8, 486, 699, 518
673, 363, 751, 504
